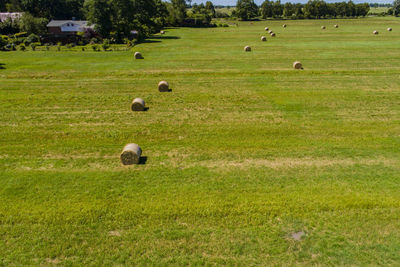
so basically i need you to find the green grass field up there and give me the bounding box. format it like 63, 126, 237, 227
1, 17, 400, 265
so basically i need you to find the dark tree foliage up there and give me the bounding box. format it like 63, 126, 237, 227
236, 0, 259, 20
85, 0, 168, 40
261, 0, 370, 18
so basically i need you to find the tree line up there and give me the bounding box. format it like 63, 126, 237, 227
236, 0, 371, 20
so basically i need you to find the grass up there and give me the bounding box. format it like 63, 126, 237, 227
0, 17, 400, 265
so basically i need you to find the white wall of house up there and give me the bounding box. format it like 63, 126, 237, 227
60, 23, 83, 32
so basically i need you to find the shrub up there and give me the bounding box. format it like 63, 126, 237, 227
19, 44, 26, 51
91, 44, 100, 51
26, 33, 40, 44
102, 39, 110, 51
57, 42, 62, 51
30, 43, 38, 51
66, 43, 73, 49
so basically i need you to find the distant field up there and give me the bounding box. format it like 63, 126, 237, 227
1, 17, 400, 265
369, 7, 390, 15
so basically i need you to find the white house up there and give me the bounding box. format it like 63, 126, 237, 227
47, 20, 94, 34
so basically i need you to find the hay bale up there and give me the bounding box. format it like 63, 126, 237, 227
160, 30, 165, 34
268, 30, 273, 34
134, 52, 143, 59
120, 143, 142, 165
373, 30, 379, 35
261, 36, 267, 41
131, 98, 145, 111
283, 24, 287, 28
244, 46, 251, 52
387, 27, 392, 31
293, 61, 302, 69
158, 81, 170, 92
321, 26, 326, 30
334, 24, 339, 28
270, 32, 276, 37
265, 27, 269, 31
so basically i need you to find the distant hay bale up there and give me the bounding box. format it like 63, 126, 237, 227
131, 98, 145, 111
387, 27, 392, 31
293, 61, 302, 69
321, 26, 326, 30
120, 143, 142, 165
334, 24, 339, 28
373, 30, 379, 35
283, 24, 287, 28
261, 36, 267, 41
244, 46, 251, 52
265, 27, 269, 31
134, 52, 143, 59
270, 32, 276, 37
268, 30, 273, 34
158, 81, 170, 92
160, 30, 165, 34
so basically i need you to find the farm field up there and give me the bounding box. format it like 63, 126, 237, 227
1, 17, 400, 265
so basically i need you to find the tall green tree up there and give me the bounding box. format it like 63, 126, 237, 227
393, 0, 400, 16
236, 0, 259, 20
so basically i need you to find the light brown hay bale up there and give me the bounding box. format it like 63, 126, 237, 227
131, 98, 145, 111
134, 52, 143, 59
158, 81, 170, 92
334, 24, 339, 28
261, 36, 267, 41
265, 27, 269, 31
293, 61, 302, 69
120, 143, 142, 165
283, 24, 287, 28
321, 26, 326, 29
270, 32, 276, 37
387, 27, 392, 31
244, 46, 251, 52
373, 30, 379, 35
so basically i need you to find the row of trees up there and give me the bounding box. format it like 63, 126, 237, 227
236, 0, 371, 20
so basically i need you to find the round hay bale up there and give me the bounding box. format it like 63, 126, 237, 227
283, 24, 287, 28
261, 36, 267, 41
268, 30, 273, 34
293, 61, 302, 69
120, 143, 142, 165
321, 26, 326, 30
334, 24, 339, 28
244, 46, 251, 52
265, 27, 269, 31
134, 52, 143, 59
387, 27, 392, 31
131, 98, 145, 111
373, 30, 379, 35
270, 32, 276, 37
158, 81, 170, 92
160, 30, 165, 34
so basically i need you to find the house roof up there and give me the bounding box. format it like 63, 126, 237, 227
47, 20, 90, 27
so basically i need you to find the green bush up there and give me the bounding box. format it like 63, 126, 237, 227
26, 33, 40, 44
91, 44, 100, 51
102, 39, 110, 51
30, 42, 39, 51
57, 42, 62, 51
19, 44, 26, 51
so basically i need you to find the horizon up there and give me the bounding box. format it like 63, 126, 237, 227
189, 0, 392, 5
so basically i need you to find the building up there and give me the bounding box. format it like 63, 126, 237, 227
47, 20, 94, 34
0, 12, 23, 22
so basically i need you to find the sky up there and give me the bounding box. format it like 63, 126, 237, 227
189, 0, 392, 4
